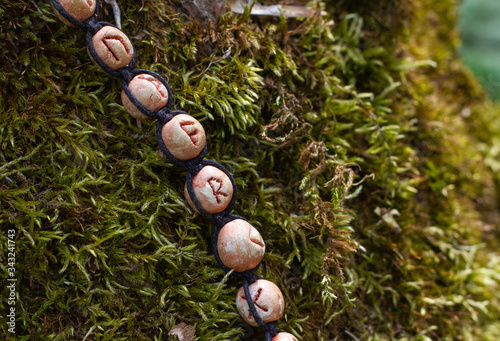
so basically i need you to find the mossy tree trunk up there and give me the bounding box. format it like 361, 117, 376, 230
0, 0, 499, 340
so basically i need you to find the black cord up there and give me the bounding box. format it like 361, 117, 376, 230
51, 1, 280, 339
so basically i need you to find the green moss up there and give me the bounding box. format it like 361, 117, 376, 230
0, 0, 498, 340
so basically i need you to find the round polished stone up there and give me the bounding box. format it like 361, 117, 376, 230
162, 114, 206, 160
272, 332, 299, 341
236, 279, 284, 327
184, 166, 233, 214
122, 74, 169, 119
91, 26, 133, 70
217, 219, 265, 272
53, 0, 96, 24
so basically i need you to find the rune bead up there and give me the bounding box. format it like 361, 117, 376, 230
272, 332, 299, 341
184, 165, 233, 214
122, 74, 169, 119
52, 0, 96, 24
217, 219, 265, 272
236, 279, 284, 327
162, 114, 206, 160
91, 26, 133, 70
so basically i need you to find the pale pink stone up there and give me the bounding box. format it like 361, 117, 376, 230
91, 26, 133, 70
272, 332, 299, 341
53, 0, 96, 24
184, 166, 233, 214
235, 279, 284, 327
162, 114, 206, 160
217, 219, 265, 272
121, 74, 169, 120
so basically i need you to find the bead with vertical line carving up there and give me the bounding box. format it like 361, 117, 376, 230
122, 74, 169, 119
162, 114, 206, 160
91, 26, 133, 70
236, 279, 284, 327
184, 165, 233, 214
217, 219, 265, 272
52, 0, 96, 24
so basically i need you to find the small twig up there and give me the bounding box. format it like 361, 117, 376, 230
345, 330, 360, 341
30, 0, 44, 16
104, 0, 122, 29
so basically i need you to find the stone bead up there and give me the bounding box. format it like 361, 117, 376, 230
121, 74, 169, 120
236, 279, 284, 327
91, 26, 133, 70
217, 219, 265, 272
53, 0, 96, 25
272, 333, 299, 341
162, 114, 206, 160
184, 166, 233, 214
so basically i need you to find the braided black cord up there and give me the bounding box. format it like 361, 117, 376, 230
51, 1, 280, 338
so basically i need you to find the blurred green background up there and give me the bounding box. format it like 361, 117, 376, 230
460, 0, 500, 99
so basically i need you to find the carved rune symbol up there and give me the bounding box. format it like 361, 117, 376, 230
241, 288, 268, 320
137, 75, 168, 99
208, 178, 228, 204
180, 121, 200, 146
249, 230, 265, 248
102, 35, 130, 62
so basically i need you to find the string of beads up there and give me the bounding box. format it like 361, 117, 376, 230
50, 1, 299, 340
